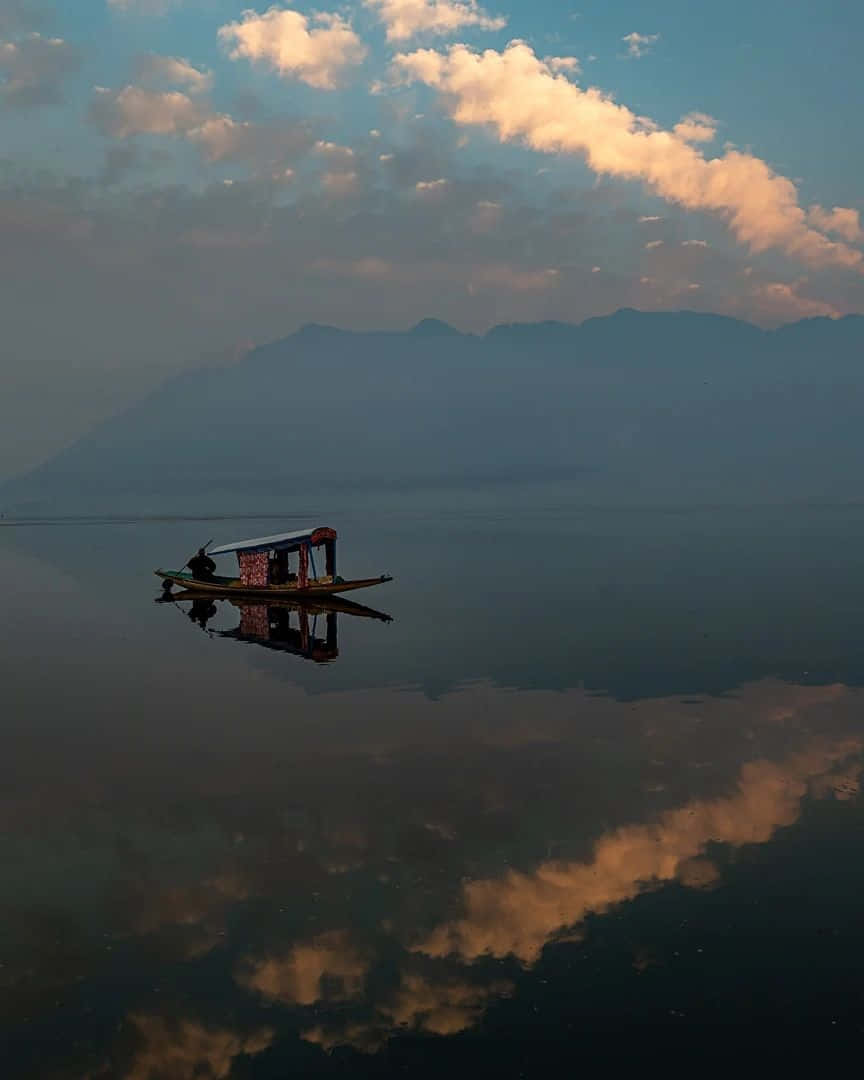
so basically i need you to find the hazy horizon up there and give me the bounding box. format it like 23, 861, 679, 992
4, 4, 864, 1069
2, 0, 863, 477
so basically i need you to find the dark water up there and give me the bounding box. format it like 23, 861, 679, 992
4, 495, 864, 1076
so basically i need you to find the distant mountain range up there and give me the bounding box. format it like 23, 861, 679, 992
4, 308, 864, 512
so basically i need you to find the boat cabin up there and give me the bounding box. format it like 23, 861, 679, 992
208, 527, 339, 589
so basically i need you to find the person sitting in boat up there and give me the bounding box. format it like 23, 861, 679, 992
187, 548, 216, 581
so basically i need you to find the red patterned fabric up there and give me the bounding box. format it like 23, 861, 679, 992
239, 603, 271, 638
238, 550, 269, 586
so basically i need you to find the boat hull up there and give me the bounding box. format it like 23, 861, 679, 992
156, 569, 392, 598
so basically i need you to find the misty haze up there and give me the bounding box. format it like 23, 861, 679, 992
3, 0, 864, 1076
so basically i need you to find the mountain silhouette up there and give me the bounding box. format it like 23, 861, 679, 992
3, 309, 864, 512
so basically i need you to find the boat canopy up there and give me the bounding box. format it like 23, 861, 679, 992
209, 527, 337, 556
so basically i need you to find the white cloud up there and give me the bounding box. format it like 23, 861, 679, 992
415, 176, 449, 193
0, 32, 81, 107
644, 239, 663, 249
545, 55, 580, 75
89, 85, 207, 136
638, 215, 662, 223
187, 114, 259, 161
89, 85, 312, 167
134, 53, 213, 93
753, 280, 841, 321
314, 139, 355, 161
236, 122, 312, 166
218, 6, 367, 90
674, 112, 716, 144
682, 239, 708, 247
364, 0, 506, 42
621, 31, 659, 58
392, 42, 863, 270
807, 204, 864, 244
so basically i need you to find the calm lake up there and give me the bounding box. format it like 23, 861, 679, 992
4, 493, 864, 1075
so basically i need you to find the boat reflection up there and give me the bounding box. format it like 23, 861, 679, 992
158, 590, 393, 664
6, 673, 864, 1075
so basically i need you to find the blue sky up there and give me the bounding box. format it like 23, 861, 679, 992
0, 0, 862, 474
25, 0, 864, 200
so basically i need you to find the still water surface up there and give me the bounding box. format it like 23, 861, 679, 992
4, 496, 864, 1075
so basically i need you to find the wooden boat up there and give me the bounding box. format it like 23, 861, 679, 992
155, 526, 392, 598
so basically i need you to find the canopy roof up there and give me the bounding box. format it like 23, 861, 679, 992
209, 527, 336, 556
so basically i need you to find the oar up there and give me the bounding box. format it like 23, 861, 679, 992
183, 538, 215, 570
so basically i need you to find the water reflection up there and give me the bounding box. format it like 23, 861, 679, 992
157, 591, 393, 664
5, 674, 864, 1075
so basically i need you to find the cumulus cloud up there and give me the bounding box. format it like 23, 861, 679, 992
365, 0, 506, 42
415, 176, 449, 193
189, 114, 260, 161
89, 85, 207, 137
0, 32, 81, 107
218, 6, 367, 90
808, 204, 864, 244
314, 138, 355, 161
391, 42, 864, 270
674, 111, 716, 144
134, 52, 213, 93
545, 54, 580, 75
191, 113, 311, 163
89, 83, 313, 167
621, 31, 659, 58
752, 280, 842, 322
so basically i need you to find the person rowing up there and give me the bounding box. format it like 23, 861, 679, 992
187, 547, 216, 581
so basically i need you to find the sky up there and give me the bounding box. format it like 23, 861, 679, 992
0, 0, 862, 477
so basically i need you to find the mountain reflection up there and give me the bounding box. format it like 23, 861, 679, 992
158, 591, 393, 664
7, 677, 864, 1075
